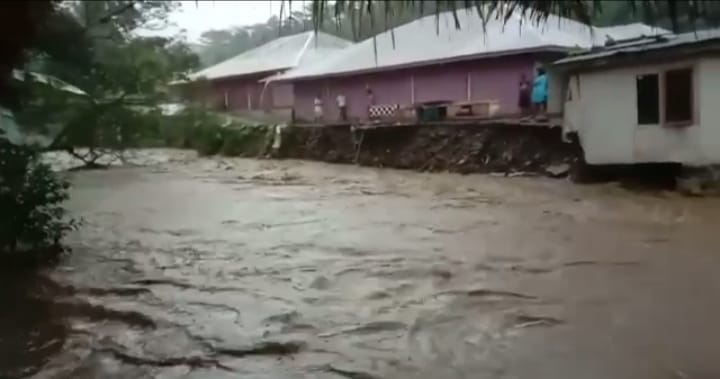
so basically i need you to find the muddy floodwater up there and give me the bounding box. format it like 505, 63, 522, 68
5, 149, 720, 379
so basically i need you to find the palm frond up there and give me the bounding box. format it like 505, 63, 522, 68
302, 0, 714, 35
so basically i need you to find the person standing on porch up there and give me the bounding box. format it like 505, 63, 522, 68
531, 67, 548, 119
518, 74, 532, 117
313, 93, 323, 122
366, 85, 375, 119
336, 93, 348, 122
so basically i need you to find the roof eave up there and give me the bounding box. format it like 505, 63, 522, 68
554, 39, 720, 71
275, 45, 575, 82
188, 67, 294, 83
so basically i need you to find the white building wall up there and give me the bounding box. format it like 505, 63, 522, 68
697, 58, 720, 163
563, 57, 720, 165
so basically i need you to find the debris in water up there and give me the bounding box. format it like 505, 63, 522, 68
545, 163, 571, 178
264, 310, 300, 324
563, 260, 640, 268
507, 314, 564, 329
430, 267, 453, 280
509, 265, 554, 274
214, 340, 304, 357
324, 364, 384, 379
54, 301, 156, 329
464, 289, 537, 300
309, 275, 331, 290
96, 346, 230, 370
131, 278, 194, 289
318, 321, 407, 338
68, 286, 151, 297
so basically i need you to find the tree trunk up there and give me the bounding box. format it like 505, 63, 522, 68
0, 2, 54, 108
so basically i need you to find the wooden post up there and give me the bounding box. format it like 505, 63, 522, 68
223, 90, 229, 109
467, 72, 472, 101
410, 75, 415, 104
247, 90, 252, 110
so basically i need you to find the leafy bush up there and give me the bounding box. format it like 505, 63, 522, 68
155, 106, 278, 157
192, 123, 224, 156
0, 138, 75, 262
159, 106, 222, 150
219, 125, 272, 157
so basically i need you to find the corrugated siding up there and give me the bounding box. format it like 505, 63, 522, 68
210, 75, 267, 111
468, 57, 536, 114
272, 83, 294, 108
413, 65, 468, 103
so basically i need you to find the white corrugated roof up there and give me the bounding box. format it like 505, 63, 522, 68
188, 31, 352, 81
276, 9, 664, 81
596, 23, 669, 40
555, 28, 720, 66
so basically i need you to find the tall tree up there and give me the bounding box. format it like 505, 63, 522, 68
18, 1, 199, 167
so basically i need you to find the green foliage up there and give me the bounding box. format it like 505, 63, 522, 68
219, 125, 273, 157
20, 1, 201, 166
192, 123, 224, 156
590, 0, 720, 31
155, 105, 273, 157
158, 106, 223, 149
0, 139, 75, 261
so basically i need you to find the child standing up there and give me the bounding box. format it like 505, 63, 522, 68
313, 94, 323, 122
336, 93, 347, 122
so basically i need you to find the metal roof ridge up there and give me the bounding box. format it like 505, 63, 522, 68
293, 31, 315, 68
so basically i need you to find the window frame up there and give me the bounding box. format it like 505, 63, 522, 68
634, 63, 697, 128
662, 67, 695, 128
635, 72, 661, 126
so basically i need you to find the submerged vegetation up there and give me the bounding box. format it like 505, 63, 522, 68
0, 138, 75, 265
159, 107, 275, 157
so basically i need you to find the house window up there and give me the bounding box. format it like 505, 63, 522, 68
635, 68, 694, 126
664, 68, 693, 124
636, 74, 660, 125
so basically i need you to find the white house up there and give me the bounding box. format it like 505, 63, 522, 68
554, 29, 720, 166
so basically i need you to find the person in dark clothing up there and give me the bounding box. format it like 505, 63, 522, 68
518, 74, 532, 117
366, 85, 375, 119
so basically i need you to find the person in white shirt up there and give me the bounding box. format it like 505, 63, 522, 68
336, 93, 347, 122
313, 94, 323, 122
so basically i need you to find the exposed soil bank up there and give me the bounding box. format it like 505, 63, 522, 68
280, 124, 581, 176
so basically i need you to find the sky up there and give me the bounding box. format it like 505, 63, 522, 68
140, 1, 295, 43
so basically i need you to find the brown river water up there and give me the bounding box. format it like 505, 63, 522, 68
3, 149, 720, 379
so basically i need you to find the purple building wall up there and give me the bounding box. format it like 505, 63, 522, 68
271, 83, 294, 108
291, 54, 539, 122
208, 73, 270, 111
207, 75, 298, 113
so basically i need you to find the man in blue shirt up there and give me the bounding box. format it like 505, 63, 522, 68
531, 67, 548, 119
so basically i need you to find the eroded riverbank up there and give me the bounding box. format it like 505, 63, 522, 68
6, 149, 720, 379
